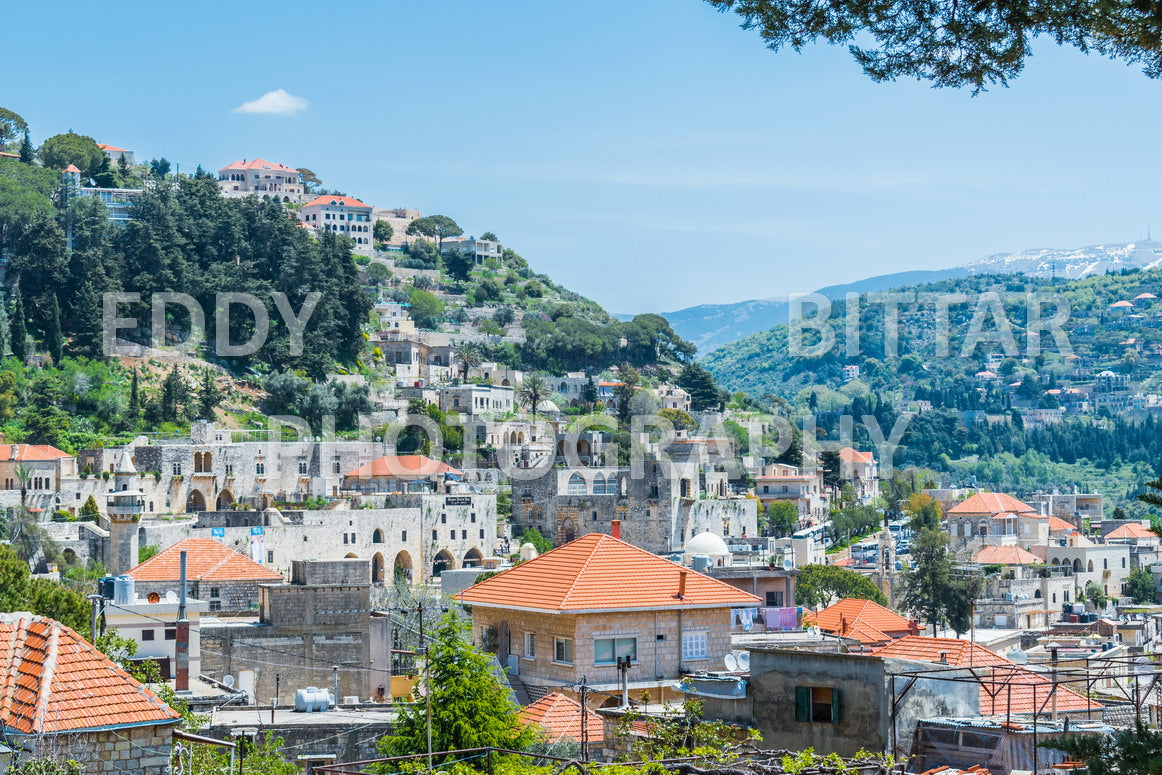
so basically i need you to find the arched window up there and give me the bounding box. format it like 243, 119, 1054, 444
1073, 559, 1081, 572
373, 529, 384, 544
1034, 589, 1042, 598
1087, 560, 1094, 572
567, 473, 586, 495
593, 474, 605, 494
978, 520, 989, 537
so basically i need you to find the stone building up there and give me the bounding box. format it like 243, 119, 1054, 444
512, 441, 757, 554
438, 235, 503, 264
200, 559, 384, 703
0, 612, 180, 775
300, 195, 374, 253
128, 537, 284, 614
372, 207, 421, 246
216, 158, 304, 200
455, 529, 761, 707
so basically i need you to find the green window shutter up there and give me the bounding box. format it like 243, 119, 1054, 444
831, 687, 842, 724
795, 686, 811, 723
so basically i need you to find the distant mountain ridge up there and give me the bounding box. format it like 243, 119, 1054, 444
631, 239, 1162, 355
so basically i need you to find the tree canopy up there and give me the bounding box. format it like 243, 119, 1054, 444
0, 107, 29, 147
795, 563, 886, 607
706, 0, 1162, 91
39, 131, 104, 175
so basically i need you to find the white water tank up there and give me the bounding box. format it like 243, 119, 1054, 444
113, 575, 136, 605
294, 687, 332, 713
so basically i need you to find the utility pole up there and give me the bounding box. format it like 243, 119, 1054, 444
86, 594, 103, 641
617, 656, 630, 708
272, 674, 280, 724
425, 643, 433, 773
176, 550, 190, 691
579, 676, 589, 762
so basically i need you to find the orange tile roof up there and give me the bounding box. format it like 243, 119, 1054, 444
872, 636, 1100, 715
1047, 516, 1075, 532
97, 143, 128, 152
839, 447, 874, 464
455, 533, 761, 613
0, 612, 179, 734
0, 444, 71, 462
220, 158, 295, 172
972, 545, 1041, 565
831, 557, 854, 567
63, 164, 82, 174
128, 538, 282, 583
1106, 523, 1157, 540
804, 599, 916, 644
344, 455, 461, 479
303, 194, 370, 209
947, 493, 1036, 516
518, 692, 603, 744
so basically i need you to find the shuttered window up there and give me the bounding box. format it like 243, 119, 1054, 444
795, 686, 841, 724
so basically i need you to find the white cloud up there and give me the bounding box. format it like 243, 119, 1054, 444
232, 89, 308, 116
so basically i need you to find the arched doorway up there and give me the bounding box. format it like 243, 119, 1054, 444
432, 549, 454, 577
372, 552, 385, 583
394, 551, 413, 584
373, 529, 385, 544
216, 490, 235, 510
463, 547, 483, 568
185, 490, 207, 512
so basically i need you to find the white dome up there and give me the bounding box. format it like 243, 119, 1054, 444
684, 532, 730, 556
536, 399, 560, 413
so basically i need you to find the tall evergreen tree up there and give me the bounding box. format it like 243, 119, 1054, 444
127, 368, 141, 419
18, 131, 33, 164
196, 369, 223, 419
158, 366, 187, 421
45, 292, 62, 364
68, 279, 103, 359
10, 286, 27, 362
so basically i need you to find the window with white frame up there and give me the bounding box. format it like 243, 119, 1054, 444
554, 637, 573, 665
524, 633, 535, 659
682, 632, 708, 661
594, 637, 637, 665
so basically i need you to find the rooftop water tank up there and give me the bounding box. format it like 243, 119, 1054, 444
692, 554, 712, 573
294, 687, 331, 713
113, 575, 136, 606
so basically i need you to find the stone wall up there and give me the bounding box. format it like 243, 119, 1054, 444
12, 723, 176, 775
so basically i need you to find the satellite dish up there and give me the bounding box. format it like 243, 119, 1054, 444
782, 558, 794, 572
223, 675, 235, 688
724, 653, 738, 672
737, 652, 750, 671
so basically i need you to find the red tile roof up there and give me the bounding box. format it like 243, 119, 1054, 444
63, 164, 82, 174
1106, 523, 1157, 540
804, 599, 916, 644
0, 444, 72, 462
839, 447, 874, 464
128, 538, 282, 583
97, 143, 128, 152
344, 455, 461, 480
972, 545, 1041, 565
0, 612, 179, 734
872, 636, 1100, 715
947, 493, 1036, 516
303, 194, 370, 209
219, 158, 296, 173
1047, 516, 1075, 532
519, 692, 603, 744
455, 533, 761, 613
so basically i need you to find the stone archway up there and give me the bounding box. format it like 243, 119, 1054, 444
432, 549, 454, 577
372, 552, 386, 583
216, 489, 235, 510
185, 490, 207, 513
463, 547, 483, 568
394, 551, 413, 584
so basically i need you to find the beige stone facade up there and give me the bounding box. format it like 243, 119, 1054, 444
470, 605, 734, 706
10, 723, 177, 775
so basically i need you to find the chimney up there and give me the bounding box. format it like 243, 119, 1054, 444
611, 519, 621, 540
938, 651, 948, 664
677, 569, 687, 600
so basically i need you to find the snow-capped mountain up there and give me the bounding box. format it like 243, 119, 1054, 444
647, 239, 1162, 355
961, 239, 1162, 279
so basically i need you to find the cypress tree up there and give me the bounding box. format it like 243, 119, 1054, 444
46, 292, 62, 364
18, 131, 33, 164
68, 279, 103, 359
127, 368, 140, 418
10, 287, 27, 363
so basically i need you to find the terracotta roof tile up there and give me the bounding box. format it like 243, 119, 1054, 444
839, 447, 874, 463
872, 636, 1100, 714
519, 692, 603, 743
220, 158, 296, 173
804, 599, 916, 644
947, 493, 1037, 516
303, 194, 370, 209
1047, 516, 1075, 532
0, 612, 179, 734
0, 444, 71, 462
344, 455, 460, 480
972, 545, 1041, 565
1106, 523, 1157, 540
128, 538, 282, 583
97, 144, 128, 152
455, 533, 761, 613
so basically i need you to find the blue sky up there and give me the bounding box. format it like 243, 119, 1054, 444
7, 0, 1162, 313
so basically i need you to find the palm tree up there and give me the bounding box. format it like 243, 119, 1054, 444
15, 463, 31, 507
1139, 475, 1162, 508
518, 374, 549, 423
454, 342, 482, 383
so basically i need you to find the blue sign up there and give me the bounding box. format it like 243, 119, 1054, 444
250, 526, 264, 536
211, 527, 225, 538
